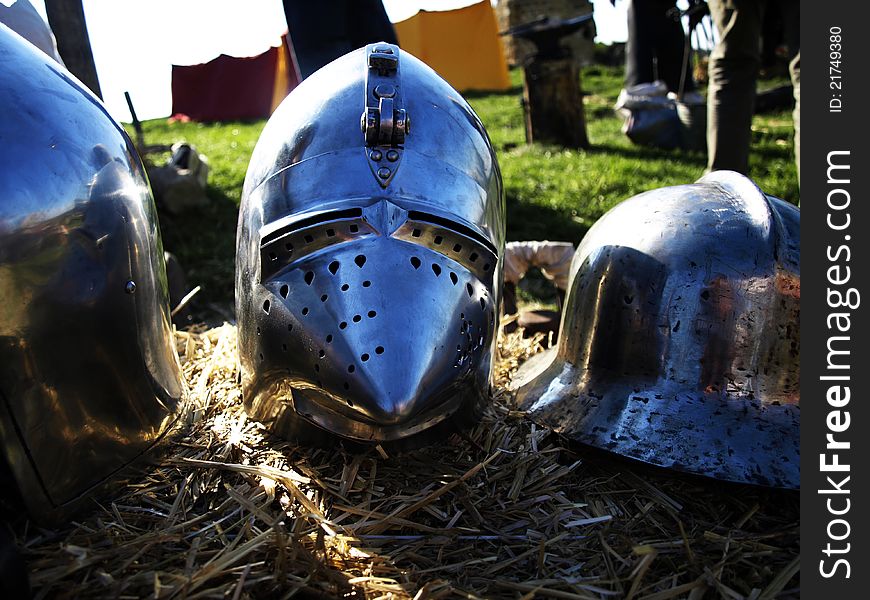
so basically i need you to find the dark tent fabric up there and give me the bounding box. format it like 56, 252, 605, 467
171, 35, 299, 122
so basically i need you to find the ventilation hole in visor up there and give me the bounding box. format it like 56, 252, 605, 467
362, 280, 371, 287
339, 321, 348, 330
285, 242, 294, 253
349, 224, 359, 233
341, 283, 349, 291
343, 382, 350, 391
304, 234, 314, 244
479, 298, 486, 310
326, 228, 336, 237
453, 244, 462, 253
434, 235, 443, 245
259, 353, 264, 361
304, 271, 315, 285
262, 300, 271, 313
314, 364, 320, 372
412, 228, 421, 238
355, 255, 367, 268
466, 283, 474, 297
280, 284, 289, 298
375, 346, 384, 354
432, 264, 441, 276
469, 252, 478, 262
326, 334, 333, 343
410, 256, 421, 269
321, 294, 328, 302
328, 261, 340, 275
287, 323, 293, 332
361, 353, 370, 362
282, 344, 288, 352
450, 272, 458, 285
483, 263, 491, 272
256, 327, 261, 335
368, 310, 377, 318
302, 307, 309, 316
347, 365, 355, 373
319, 349, 325, 358
353, 314, 362, 323
269, 252, 278, 261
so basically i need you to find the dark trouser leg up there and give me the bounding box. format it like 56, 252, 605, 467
706, 0, 764, 174
790, 51, 800, 183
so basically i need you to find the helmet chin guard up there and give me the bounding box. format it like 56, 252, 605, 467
236, 43, 504, 444
513, 172, 800, 488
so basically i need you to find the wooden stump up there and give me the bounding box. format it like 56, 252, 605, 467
522, 58, 589, 148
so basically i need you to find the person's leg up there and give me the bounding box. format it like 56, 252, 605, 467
706, 0, 764, 174
653, 0, 695, 93
625, 0, 656, 87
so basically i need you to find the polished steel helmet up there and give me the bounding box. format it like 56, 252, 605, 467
236, 43, 505, 444
513, 171, 800, 488
0, 25, 186, 522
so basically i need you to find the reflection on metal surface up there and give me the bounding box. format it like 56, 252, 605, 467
237, 43, 505, 443
0, 26, 185, 522
513, 171, 800, 488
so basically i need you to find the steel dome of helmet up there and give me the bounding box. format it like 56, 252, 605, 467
513, 171, 800, 488
0, 25, 186, 522
236, 43, 505, 443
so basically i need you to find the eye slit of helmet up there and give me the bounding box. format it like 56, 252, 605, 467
304, 271, 315, 285
328, 261, 340, 275
432, 264, 442, 276
450, 272, 458, 285
280, 284, 289, 298
410, 256, 421, 269
354, 255, 367, 268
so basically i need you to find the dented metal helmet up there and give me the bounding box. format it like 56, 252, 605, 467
0, 25, 186, 522
236, 43, 505, 443
513, 171, 799, 488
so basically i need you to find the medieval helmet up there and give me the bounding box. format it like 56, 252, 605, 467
513, 171, 800, 488
0, 25, 186, 522
236, 43, 505, 444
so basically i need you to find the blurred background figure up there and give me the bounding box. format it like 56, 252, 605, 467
622, 0, 699, 100
282, 0, 398, 79
706, 0, 800, 178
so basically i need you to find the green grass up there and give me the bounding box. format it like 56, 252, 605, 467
130, 65, 799, 316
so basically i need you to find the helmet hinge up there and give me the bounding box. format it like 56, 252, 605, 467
362, 43, 408, 187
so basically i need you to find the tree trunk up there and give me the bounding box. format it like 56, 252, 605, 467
522, 58, 588, 149
44, 0, 102, 99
